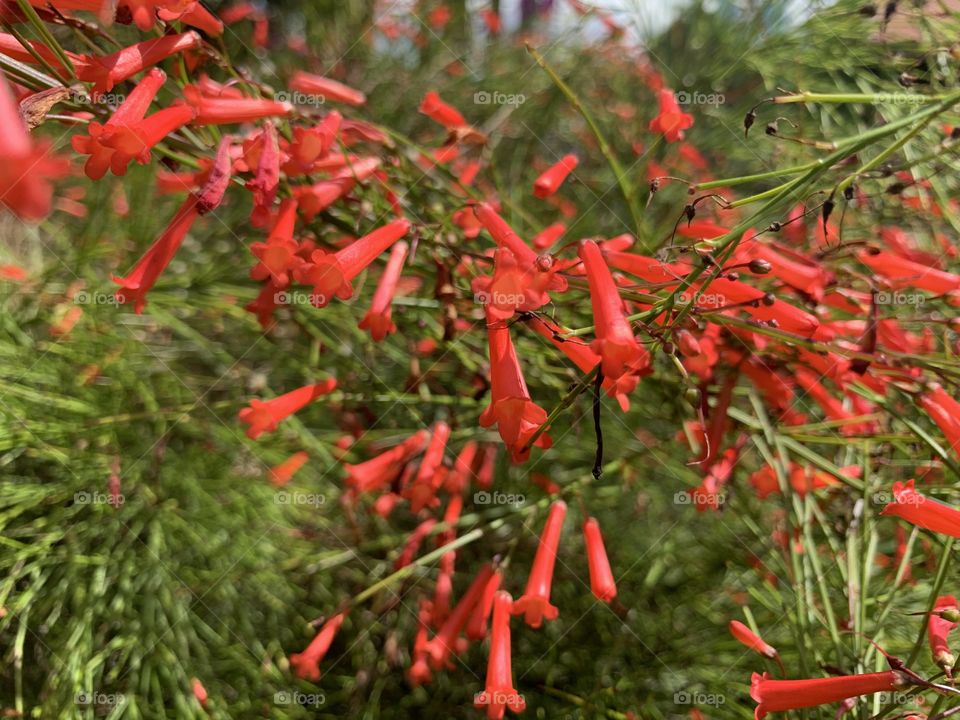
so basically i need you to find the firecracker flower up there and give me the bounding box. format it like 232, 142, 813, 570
238, 380, 337, 440
512, 500, 566, 628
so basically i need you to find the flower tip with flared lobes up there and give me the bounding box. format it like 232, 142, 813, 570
289, 611, 347, 682
512, 500, 566, 627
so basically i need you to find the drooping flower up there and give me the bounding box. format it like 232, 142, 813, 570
293, 156, 381, 221
512, 500, 566, 628
419, 90, 466, 129
296, 218, 411, 307
0, 73, 68, 220
359, 240, 408, 341
78, 31, 202, 93
405, 421, 451, 513
268, 451, 309, 487
245, 121, 280, 226
426, 563, 495, 670
928, 595, 958, 677
479, 314, 552, 462
729, 620, 778, 660
444, 441, 478, 494
113, 196, 201, 313
583, 517, 616, 602
196, 135, 234, 213
289, 611, 347, 681
533, 154, 578, 198
342, 430, 428, 494
750, 671, 903, 720
250, 198, 301, 287
466, 567, 502, 641
881, 480, 960, 538
475, 591, 526, 720
238, 379, 337, 440
394, 519, 438, 570
289, 71, 366, 106
648, 89, 694, 143
526, 315, 640, 411
578, 239, 649, 380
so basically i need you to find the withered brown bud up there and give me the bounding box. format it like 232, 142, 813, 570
748, 259, 772, 274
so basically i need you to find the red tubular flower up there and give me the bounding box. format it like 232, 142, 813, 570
432, 560, 454, 627
479, 315, 552, 463
72, 67, 166, 180
729, 620, 777, 659
881, 480, 960, 538
858, 248, 960, 295
289, 71, 366, 106
408, 599, 434, 686
426, 563, 495, 670
268, 451, 309, 487
750, 671, 902, 720
918, 384, 960, 453
445, 441, 478, 494
296, 218, 411, 307
0, 74, 68, 220
405, 421, 451, 513
159, 1, 224, 35
648, 89, 694, 142
238, 379, 337, 440
78, 31, 202, 92
394, 519, 437, 570
283, 112, 342, 175
466, 567, 502, 641
526, 315, 639, 411
475, 591, 526, 720
289, 611, 347, 681
293, 156, 381, 221
793, 367, 865, 436
579, 239, 649, 381
342, 430, 428, 494
583, 517, 616, 603
471, 247, 561, 321
113, 196, 201, 313
101, 104, 195, 173
532, 222, 565, 250
359, 240, 408, 341
250, 198, 301, 287
181, 85, 294, 125
929, 595, 958, 676
512, 500, 566, 628
246, 121, 280, 226
473, 202, 541, 269
419, 90, 466, 129
196, 135, 233, 213
533, 154, 578, 198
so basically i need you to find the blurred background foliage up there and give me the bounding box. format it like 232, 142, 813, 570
1, 1, 958, 718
